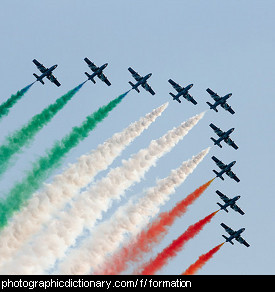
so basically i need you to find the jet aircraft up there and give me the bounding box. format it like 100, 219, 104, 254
212, 156, 240, 182
168, 79, 197, 105
84, 58, 111, 86
128, 67, 155, 95
221, 223, 250, 247
209, 123, 238, 149
32, 59, 61, 87
206, 88, 235, 114
216, 190, 244, 215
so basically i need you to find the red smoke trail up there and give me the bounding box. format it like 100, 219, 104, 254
182, 242, 225, 275
138, 210, 219, 275
96, 179, 214, 275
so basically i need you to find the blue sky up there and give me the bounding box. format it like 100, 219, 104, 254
0, 0, 274, 274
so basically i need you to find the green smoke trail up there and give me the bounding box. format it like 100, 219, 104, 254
0, 91, 128, 228
0, 82, 34, 121
0, 81, 86, 177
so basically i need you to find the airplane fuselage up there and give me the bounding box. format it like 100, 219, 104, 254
131, 73, 152, 90
219, 196, 240, 211
215, 161, 236, 178
211, 94, 232, 109
35, 65, 57, 81
175, 83, 193, 99
225, 228, 245, 244
215, 128, 234, 145
87, 63, 108, 80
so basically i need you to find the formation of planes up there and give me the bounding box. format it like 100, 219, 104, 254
206, 83, 249, 248
31, 58, 249, 248
31, 58, 235, 115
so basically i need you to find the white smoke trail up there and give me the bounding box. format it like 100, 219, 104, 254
3, 112, 204, 274
0, 103, 168, 270
57, 148, 210, 274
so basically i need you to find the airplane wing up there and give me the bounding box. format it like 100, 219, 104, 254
84, 57, 98, 72
221, 223, 235, 236
98, 72, 111, 86
231, 204, 245, 215
47, 73, 61, 87
221, 102, 235, 114
185, 93, 197, 105
141, 82, 155, 95
209, 123, 223, 137
33, 59, 47, 73
226, 170, 240, 182
224, 137, 239, 149
206, 88, 220, 101
168, 79, 184, 92
216, 190, 230, 203
236, 236, 250, 247
212, 156, 226, 169
128, 67, 142, 81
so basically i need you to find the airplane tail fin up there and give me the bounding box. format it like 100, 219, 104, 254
210, 137, 222, 148
206, 102, 218, 112
217, 203, 228, 212
206, 101, 213, 108
169, 92, 176, 98
213, 170, 219, 176
129, 81, 140, 93
33, 73, 44, 84
169, 92, 181, 103
85, 72, 96, 84
213, 170, 225, 180
222, 235, 234, 244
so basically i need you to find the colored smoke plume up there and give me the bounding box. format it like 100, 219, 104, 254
182, 242, 224, 275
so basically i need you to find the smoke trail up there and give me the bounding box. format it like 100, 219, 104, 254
3, 112, 204, 274
0, 82, 34, 121
0, 102, 168, 269
138, 210, 219, 275
0, 91, 128, 230
95, 177, 214, 275
182, 243, 224, 275
0, 81, 86, 177
59, 149, 210, 275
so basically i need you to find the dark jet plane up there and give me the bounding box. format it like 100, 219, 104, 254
206, 88, 235, 114
216, 190, 244, 215
84, 58, 111, 86
32, 59, 61, 87
128, 67, 155, 95
209, 123, 238, 149
221, 223, 250, 247
212, 156, 240, 182
168, 79, 197, 105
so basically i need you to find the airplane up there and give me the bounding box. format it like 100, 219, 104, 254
209, 123, 238, 149
221, 223, 250, 247
206, 88, 235, 114
212, 156, 240, 182
168, 79, 197, 105
32, 59, 61, 87
84, 58, 111, 86
128, 67, 155, 95
216, 190, 245, 215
